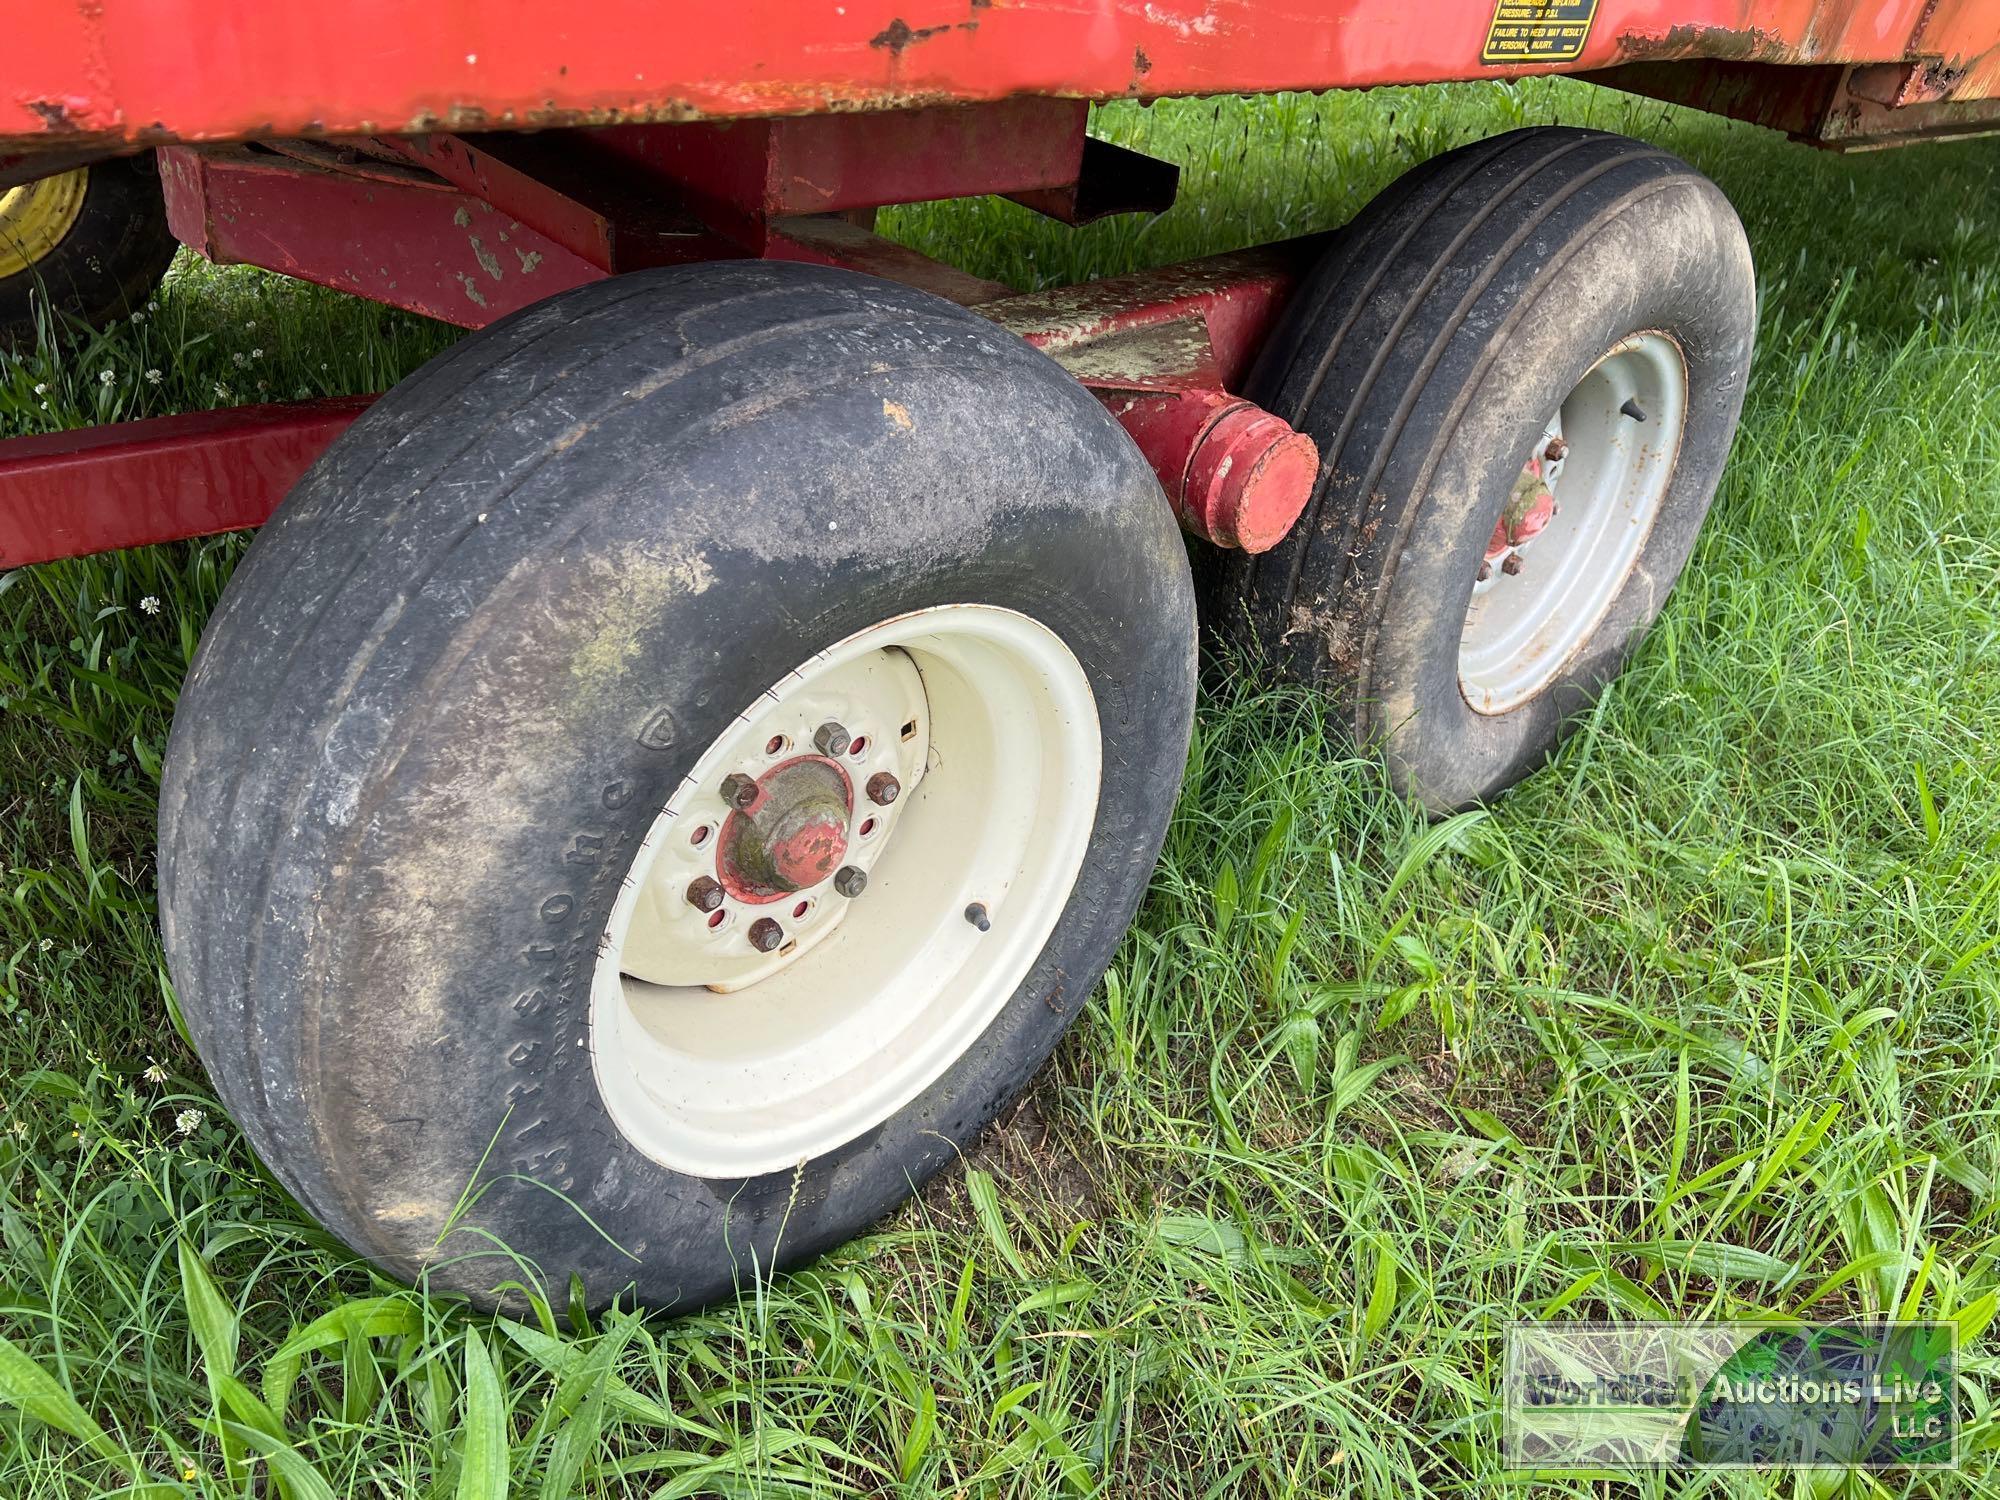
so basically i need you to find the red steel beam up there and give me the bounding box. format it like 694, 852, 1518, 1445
587, 104, 1089, 251
0, 240, 1322, 566
11, 126, 1323, 567
6, 0, 2000, 156
158, 146, 610, 329
160, 105, 1110, 328
0, 399, 373, 568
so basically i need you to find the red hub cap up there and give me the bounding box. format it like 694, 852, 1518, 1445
715, 754, 854, 902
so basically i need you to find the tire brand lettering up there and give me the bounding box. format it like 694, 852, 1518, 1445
521, 1147, 569, 1179
497, 816, 637, 1197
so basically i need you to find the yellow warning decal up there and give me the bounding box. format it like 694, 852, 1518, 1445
1482, 0, 1597, 64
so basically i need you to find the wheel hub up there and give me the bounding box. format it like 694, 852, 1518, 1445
1460, 332, 1687, 714
716, 755, 853, 901
615, 642, 930, 992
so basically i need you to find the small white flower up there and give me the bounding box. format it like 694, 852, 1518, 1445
32, 382, 46, 395
251, 347, 264, 360
99, 369, 116, 385
174, 1108, 205, 1135
146, 299, 158, 312
130, 312, 146, 325
231, 352, 247, 368
37, 938, 53, 952
143, 1059, 167, 1085
145, 369, 162, 385
139, 596, 161, 615
213, 382, 231, 400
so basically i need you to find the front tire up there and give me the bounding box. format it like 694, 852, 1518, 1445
159, 262, 1195, 1310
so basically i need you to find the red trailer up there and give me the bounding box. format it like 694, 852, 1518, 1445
2, 1, 1994, 1309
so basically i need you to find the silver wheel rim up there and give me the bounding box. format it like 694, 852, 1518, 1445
590, 604, 1101, 1179
1459, 332, 1688, 715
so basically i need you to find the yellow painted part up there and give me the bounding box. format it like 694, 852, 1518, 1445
0, 168, 89, 280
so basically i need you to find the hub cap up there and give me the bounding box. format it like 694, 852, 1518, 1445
716, 755, 854, 902
1459, 332, 1688, 715
0, 169, 88, 281
592, 604, 1101, 1177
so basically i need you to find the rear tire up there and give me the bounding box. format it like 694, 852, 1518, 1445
0, 154, 176, 346
159, 262, 1195, 1310
1207, 128, 1755, 811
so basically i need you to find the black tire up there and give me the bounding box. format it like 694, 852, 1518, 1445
158, 261, 1195, 1311
1207, 128, 1755, 811
0, 154, 177, 346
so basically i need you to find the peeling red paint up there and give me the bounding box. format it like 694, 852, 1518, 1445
7, 0, 1997, 155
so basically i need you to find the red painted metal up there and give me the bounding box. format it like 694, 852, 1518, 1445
588, 103, 1088, 250
8, 107, 1328, 567
155, 110, 1107, 326
7, 0, 2000, 156
1119, 390, 1319, 552
765, 215, 1010, 306
992, 240, 1323, 391
0, 230, 1320, 563
994, 248, 1324, 553
0, 399, 372, 568
159, 146, 608, 328
373, 107, 1083, 268
1588, 57, 2000, 143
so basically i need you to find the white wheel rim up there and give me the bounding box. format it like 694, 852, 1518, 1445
1459, 332, 1688, 715
591, 604, 1101, 1179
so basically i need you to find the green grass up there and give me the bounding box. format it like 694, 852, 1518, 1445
3, 78, 2000, 1496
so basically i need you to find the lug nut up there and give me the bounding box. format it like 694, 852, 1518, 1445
1501, 553, 1524, 576
720, 772, 759, 810
1543, 436, 1569, 462
866, 772, 901, 806
1619, 397, 1647, 422
685, 876, 724, 912
814, 721, 852, 757
747, 917, 784, 952
964, 902, 991, 932
1477, 561, 1492, 583
833, 865, 868, 897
